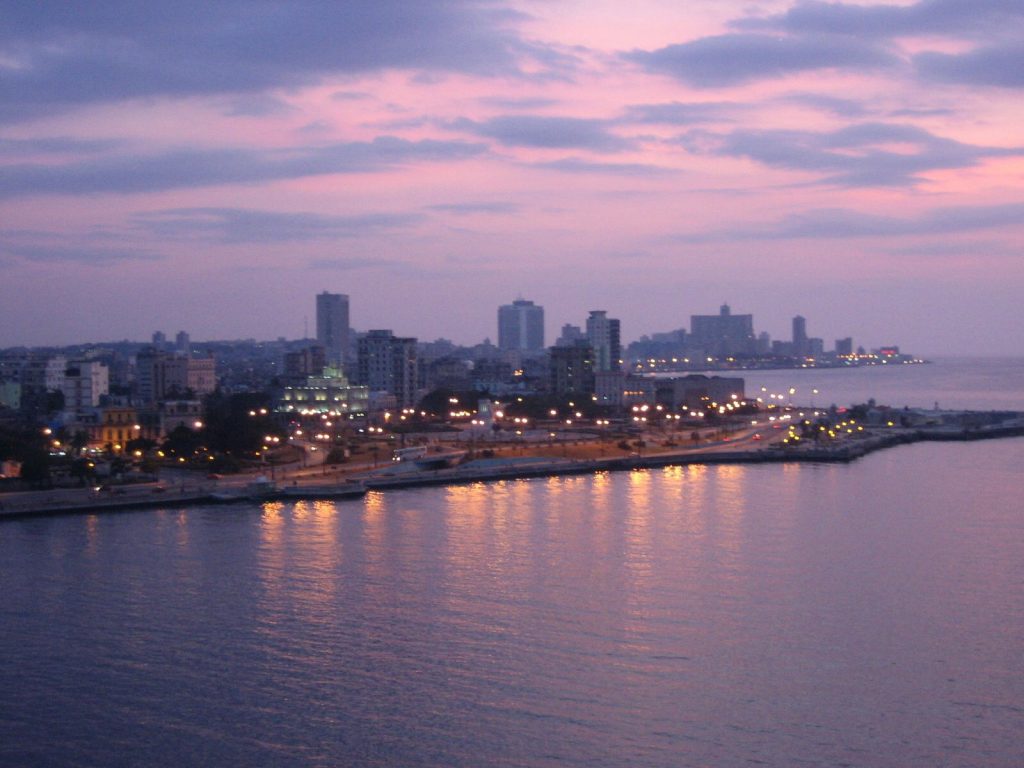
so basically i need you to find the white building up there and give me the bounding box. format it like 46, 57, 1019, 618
63, 360, 109, 413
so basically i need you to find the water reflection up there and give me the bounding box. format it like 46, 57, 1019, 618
5, 439, 1024, 767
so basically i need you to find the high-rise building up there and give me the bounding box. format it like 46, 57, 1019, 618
689, 304, 756, 357
497, 299, 544, 352
316, 292, 350, 369
792, 315, 807, 357
356, 330, 418, 408
835, 337, 853, 356
175, 331, 191, 356
586, 310, 621, 372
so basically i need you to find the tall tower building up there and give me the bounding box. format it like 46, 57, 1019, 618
586, 310, 621, 372
497, 299, 544, 352
316, 292, 350, 369
792, 315, 808, 357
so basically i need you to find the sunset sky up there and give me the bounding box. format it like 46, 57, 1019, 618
2, 0, 1022, 354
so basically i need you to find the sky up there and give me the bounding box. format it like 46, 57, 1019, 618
2, 0, 1023, 355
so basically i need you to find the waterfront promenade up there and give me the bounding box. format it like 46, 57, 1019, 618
3, 411, 1022, 519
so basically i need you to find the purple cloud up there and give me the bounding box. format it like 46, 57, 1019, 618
0, 137, 488, 197
0, 1, 533, 123
452, 115, 631, 151
627, 33, 897, 87
701, 122, 1021, 187
916, 43, 1024, 88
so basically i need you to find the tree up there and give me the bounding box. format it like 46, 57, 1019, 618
162, 425, 203, 459
19, 448, 51, 488
70, 430, 89, 456
201, 391, 281, 456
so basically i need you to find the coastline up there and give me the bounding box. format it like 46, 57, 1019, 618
3, 419, 1022, 520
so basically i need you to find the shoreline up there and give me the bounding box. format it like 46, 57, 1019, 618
3, 420, 1022, 520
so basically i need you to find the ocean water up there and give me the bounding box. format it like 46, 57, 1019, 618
733, 356, 1024, 412
2, 361, 1023, 767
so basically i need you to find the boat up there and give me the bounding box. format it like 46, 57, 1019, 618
272, 482, 367, 501
392, 444, 467, 471
413, 448, 467, 470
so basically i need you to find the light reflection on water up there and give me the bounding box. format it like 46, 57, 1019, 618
1, 438, 1023, 767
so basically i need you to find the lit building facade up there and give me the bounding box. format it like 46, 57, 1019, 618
277, 369, 369, 416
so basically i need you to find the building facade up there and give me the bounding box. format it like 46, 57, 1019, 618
549, 341, 595, 396
62, 360, 109, 413
586, 310, 621, 372
135, 349, 216, 405
356, 330, 418, 408
689, 304, 756, 357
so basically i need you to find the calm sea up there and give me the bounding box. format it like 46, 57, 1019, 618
733, 356, 1024, 412
2, 359, 1023, 767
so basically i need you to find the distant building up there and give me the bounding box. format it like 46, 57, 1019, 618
549, 341, 594, 396
594, 370, 626, 406
555, 324, 584, 347
792, 315, 807, 357
135, 348, 216, 405
63, 360, 109, 414
498, 299, 544, 352
624, 374, 745, 410
20, 354, 67, 406
356, 330, 418, 408
586, 310, 621, 372
93, 406, 142, 452
277, 369, 369, 417
152, 331, 167, 350
175, 331, 191, 356
422, 357, 471, 392
690, 304, 756, 357
158, 400, 204, 437
0, 380, 22, 410
835, 337, 853, 356
284, 345, 326, 381
626, 329, 687, 362
316, 292, 350, 369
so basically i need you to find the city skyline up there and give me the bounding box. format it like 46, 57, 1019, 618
2, 1, 1023, 355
